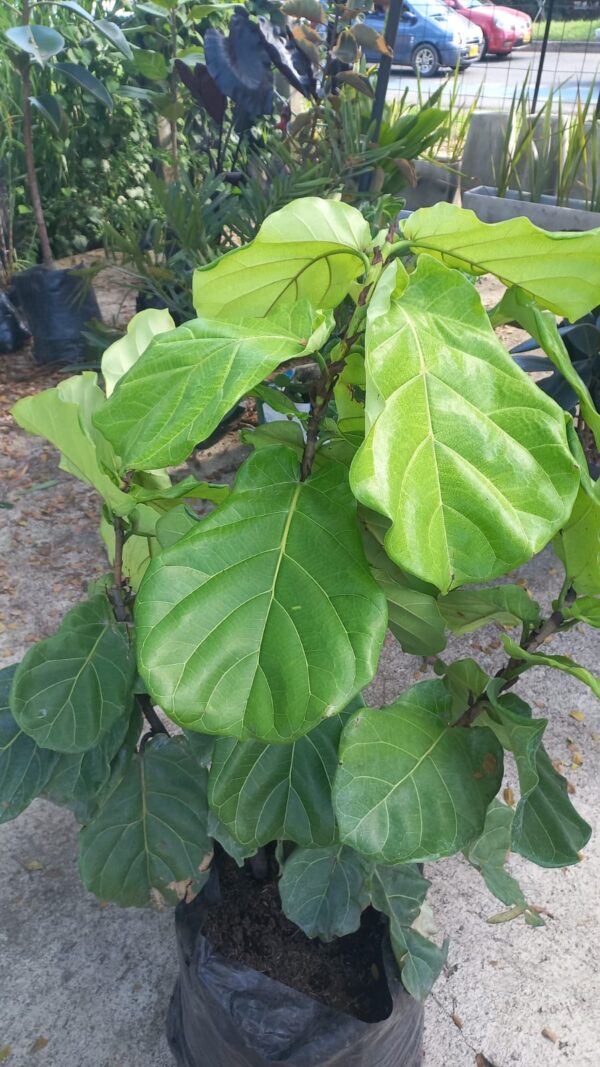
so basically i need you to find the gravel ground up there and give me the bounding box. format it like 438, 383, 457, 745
0, 272, 598, 1067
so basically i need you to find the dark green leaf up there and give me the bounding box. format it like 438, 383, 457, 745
30, 93, 66, 137
279, 845, 369, 939
369, 864, 446, 1000
334, 680, 503, 864
10, 596, 135, 754
440, 658, 490, 718
94, 18, 133, 60
136, 447, 386, 742
208, 708, 356, 850
79, 735, 212, 906
389, 926, 448, 1003
54, 62, 113, 110
466, 800, 528, 909
0, 664, 58, 824
132, 47, 169, 81
553, 485, 600, 596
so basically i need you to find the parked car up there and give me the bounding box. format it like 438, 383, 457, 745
443, 0, 532, 59
364, 0, 483, 77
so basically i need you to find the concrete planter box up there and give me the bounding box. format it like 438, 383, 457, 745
462, 186, 600, 231
402, 158, 459, 211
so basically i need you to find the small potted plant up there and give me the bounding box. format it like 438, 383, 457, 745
4, 198, 600, 1065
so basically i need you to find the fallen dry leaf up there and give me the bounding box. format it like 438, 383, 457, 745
22, 859, 43, 872
30, 1037, 48, 1054
0, 1047, 12, 1062
541, 1027, 558, 1043
503, 786, 515, 807
569, 710, 585, 722
452, 1013, 464, 1029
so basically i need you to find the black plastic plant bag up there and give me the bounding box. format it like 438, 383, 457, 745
167, 874, 424, 1067
0, 290, 30, 354
12, 266, 101, 364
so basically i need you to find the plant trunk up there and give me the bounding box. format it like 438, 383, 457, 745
21, 0, 54, 267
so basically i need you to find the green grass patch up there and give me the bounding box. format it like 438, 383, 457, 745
531, 19, 599, 42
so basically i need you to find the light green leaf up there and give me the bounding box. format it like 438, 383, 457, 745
54, 62, 113, 110
208, 708, 355, 850
155, 505, 199, 548
132, 46, 169, 81
94, 316, 312, 471
43, 703, 141, 823
502, 635, 600, 699
192, 198, 370, 321
129, 475, 228, 507
0, 664, 59, 824
482, 690, 590, 866
563, 596, 600, 627
5, 24, 64, 63
492, 287, 600, 448
136, 447, 386, 742
333, 680, 503, 864
333, 351, 365, 436
79, 735, 212, 907
101, 308, 174, 397
11, 374, 132, 515
380, 580, 446, 657
553, 486, 600, 595
466, 800, 528, 909
368, 864, 446, 1000
350, 256, 578, 592
10, 596, 135, 754
440, 658, 490, 718
404, 202, 600, 320
279, 845, 369, 939
439, 585, 541, 635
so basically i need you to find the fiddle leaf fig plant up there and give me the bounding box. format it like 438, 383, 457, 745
5, 199, 600, 1003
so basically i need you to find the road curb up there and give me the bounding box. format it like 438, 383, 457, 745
527, 40, 600, 53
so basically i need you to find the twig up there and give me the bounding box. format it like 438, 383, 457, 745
137, 693, 169, 737
453, 588, 576, 728
299, 359, 344, 482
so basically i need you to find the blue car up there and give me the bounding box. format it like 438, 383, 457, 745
364, 0, 483, 77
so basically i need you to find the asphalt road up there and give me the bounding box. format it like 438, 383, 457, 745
388, 46, 600, 109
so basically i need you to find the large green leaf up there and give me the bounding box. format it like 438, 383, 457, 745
192, 198, 370, 321
553, 485, 600, 595
54, 62, 113, 110
78, 735, 212, 907
466, 800, 528, 909
481, 691, 590, 866
5, 24, 65, 63
439, 585, 541, 635
131, 46, 169, 81
279, 845, 369, 939
333, 680, 503, 864
563, 596, 600, 627
403, 202, 600, 320
94, 313, 314, 471
350, 256, 578, 592
11, 373, 132, 515
492, 287, 600, 448
136, 447, 386, 741
502, 636, 600, 699
0, 664, 58, 824
30, 93, 67, 137
42, 702, 140, 823
101, 308, 174, 397
440, 658, 490, 718
10, 596, 135, 754
208, 709, 354, 850
368, 864, 447, 1001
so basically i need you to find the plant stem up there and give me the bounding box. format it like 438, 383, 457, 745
299, 362, 342, 482
453, 588, 576, 728
21, 0, 53, 267
137, 693, 169, 736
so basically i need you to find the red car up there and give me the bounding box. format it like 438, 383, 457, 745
443, 0, 532, 59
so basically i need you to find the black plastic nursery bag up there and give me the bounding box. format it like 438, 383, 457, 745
0, 291, 30, 354
167, 876, 424, 1067
12, 266, 101, 364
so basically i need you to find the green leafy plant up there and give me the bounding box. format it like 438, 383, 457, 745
5, 200, 600, 1004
